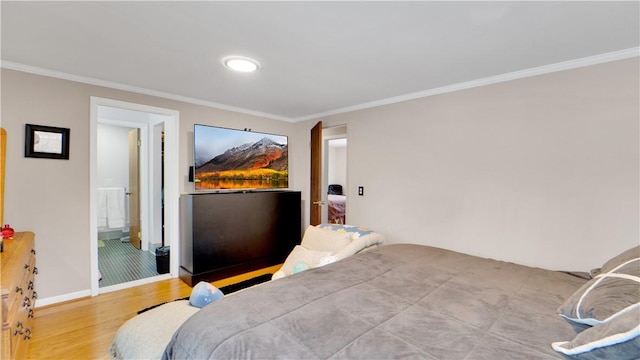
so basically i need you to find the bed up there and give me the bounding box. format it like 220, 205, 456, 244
327, 194, 346, 224
159, 243, 639, 359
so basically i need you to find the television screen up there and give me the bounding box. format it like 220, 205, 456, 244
194, 124, 288, 190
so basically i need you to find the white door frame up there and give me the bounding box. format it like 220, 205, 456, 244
89, 97, 180, 295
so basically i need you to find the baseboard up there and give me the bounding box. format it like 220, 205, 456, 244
36, 289, 92, 308
98, 273, 174, 294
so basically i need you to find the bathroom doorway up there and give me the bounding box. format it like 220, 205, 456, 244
96, 122, 155, 287
90, 98, 179, 295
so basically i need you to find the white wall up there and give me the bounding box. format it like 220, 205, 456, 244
297, 57, 640, 271
327, 140, 347, 188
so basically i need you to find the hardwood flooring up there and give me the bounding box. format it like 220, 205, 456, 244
27, 265, 281, 359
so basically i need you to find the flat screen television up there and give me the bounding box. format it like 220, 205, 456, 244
193, 124, 288, 191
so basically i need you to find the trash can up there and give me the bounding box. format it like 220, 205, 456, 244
155, 246, 170, 274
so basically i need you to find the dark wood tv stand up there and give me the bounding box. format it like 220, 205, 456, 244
179, 190, 301, 286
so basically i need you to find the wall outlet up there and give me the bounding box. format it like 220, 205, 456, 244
358, 186, 364, 196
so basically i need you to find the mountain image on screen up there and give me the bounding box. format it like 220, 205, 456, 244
195, 137, 288, 190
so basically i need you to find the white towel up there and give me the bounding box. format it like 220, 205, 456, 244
97, 189, 108, 228
106, 188, 126, 228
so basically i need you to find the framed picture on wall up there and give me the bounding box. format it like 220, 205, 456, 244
24, 124, 70, 160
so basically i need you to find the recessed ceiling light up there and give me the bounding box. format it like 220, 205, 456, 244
222, 56, 261, 73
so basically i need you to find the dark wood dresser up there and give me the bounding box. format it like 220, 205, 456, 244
1, 231, 37, 359
179, 191, 301, 286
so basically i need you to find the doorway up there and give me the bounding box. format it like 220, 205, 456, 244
310, 123, 348, 226
322, 126, 347, 224
96, 122, 154, 287
323, 137, 347, 224
90, 97, 180, 296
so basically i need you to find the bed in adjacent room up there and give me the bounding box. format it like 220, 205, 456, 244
327, 184, 345, 224
110, 240, 639, 359
327, 194, 346, 224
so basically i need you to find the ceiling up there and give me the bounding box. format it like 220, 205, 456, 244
2, 1, 638, 122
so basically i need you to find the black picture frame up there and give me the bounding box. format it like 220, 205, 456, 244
25, 124, 70, 160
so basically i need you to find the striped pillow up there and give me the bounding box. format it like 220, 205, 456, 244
557, 249, 639, 326
592, 246, 640, 276
552, 303, 640, 359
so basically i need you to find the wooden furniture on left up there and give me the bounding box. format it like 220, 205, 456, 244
0, 127, 6, 226
1, 231, 37, 359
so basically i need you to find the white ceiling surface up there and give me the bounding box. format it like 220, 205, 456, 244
2, 2, 639, 122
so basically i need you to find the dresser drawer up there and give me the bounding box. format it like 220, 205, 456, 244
5, 251, 35, 322
6, 298, 33, 359
1, 232, 36, 360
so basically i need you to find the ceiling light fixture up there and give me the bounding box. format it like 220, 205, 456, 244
222, 56, 261, 73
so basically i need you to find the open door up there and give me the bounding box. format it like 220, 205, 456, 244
310, 121, 322, 225
128, 129, 141, 249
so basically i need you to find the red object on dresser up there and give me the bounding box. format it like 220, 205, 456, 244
1, 224, 14, 239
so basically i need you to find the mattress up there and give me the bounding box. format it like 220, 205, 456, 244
163, 243, 588, 359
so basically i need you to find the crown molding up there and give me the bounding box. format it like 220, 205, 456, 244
0, 61, 293, 123
3, 47, 638, 123
294, 47, 640, 122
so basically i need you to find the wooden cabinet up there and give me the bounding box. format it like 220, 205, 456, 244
0, 128, 6, 226
1, 232, 37, 359
180, 191, 301, 286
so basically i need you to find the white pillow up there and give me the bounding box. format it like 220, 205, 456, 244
300, 225, 352, 254
279, 245, 332, 276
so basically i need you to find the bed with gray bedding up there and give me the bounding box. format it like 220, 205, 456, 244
162, 243, 618, 359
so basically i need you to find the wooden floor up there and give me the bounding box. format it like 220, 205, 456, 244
27, 265, 281, 360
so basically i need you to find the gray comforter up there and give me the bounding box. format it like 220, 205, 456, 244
163, 244, 586, 359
